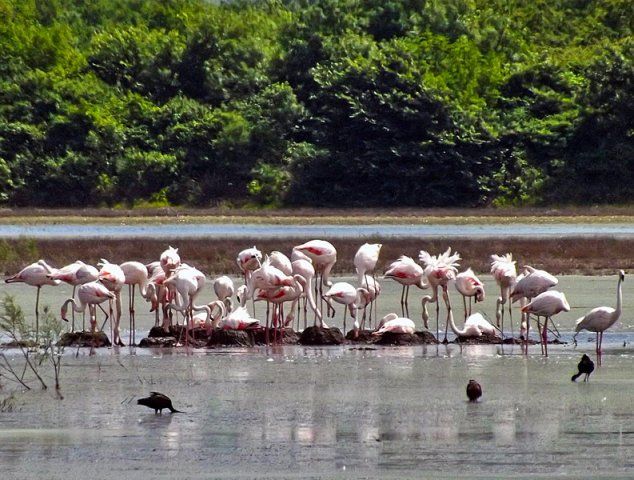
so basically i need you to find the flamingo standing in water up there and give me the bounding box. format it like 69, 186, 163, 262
323, 282, 369, 336
573, 270, 624, 357
511, 266, 559, 345
120, 261, 150, 345
359, 274, 381, 329
47, 260, 99, 332
98, 259, 126, 346
293, 240, 337, 315
61, 281, 115, 336
383, 255, 428, 317
354, 243, 382, 324
490, 253, 517, 336
454, 268, 485, 319
419, 247, 461, 342
5, 260, 60, 343
164, 265, 210, 343
521, 290, 570, 356
291, 257, 326, 329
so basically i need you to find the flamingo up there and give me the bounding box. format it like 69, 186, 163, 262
160, 246, 181, 277
291, 258, 327, 329
47, 260, 99, 332
448, 310, 498, 339
164, 265, 210, 343
5, 260, 60, 343
213, 275, 235, 311
573, 270, 624, 356
201, 301, 260, 331
120, 261, 150, 345
144, 265, 171, 329
60, 281, 115, 336
454, 268, 485, 319
97, 259, 126, 346
237, 246, 262, 281
354, 243, 382, 322
372, 313, 416, 335
521, 290, 570, 356
323, 282, 369, 336
383, 255, 428, 317
418, 247, 461, 342
269, 251, 293, 276
490, 253, 517, 335
255, 274, 307, 336
293, 240, 337, 315
359, 274, 381, 329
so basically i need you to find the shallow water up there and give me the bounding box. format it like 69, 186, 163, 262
1, 274, 633, 478
2, 222, 634, 238
2, 345, 634, 479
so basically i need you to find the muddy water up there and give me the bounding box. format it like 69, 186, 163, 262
1, 275, 634, 479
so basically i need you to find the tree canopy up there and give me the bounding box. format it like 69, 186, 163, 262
0, 0, 632, 207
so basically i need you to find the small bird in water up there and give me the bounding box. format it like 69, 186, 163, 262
571, 354, 595, 382
137, 392, 183, 414
466, 379, 482, 402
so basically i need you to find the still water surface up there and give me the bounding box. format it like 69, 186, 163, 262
1, 275, 633, 479
1, 222, 634, 238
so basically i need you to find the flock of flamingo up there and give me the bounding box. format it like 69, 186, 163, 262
3, 240, 625, 356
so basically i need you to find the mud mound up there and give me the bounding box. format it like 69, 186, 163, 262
58, 331, 112, 348
207, 330, 254, 347
139, 336, 177, 348
299, 326, 345, 345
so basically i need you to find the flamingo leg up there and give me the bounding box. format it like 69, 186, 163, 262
542, 316, 549, 357
71, 285, 77, 332
35, 285, 41, 345
442, 287, 450, 343
343, 307, 347, 336
463, 295, 468, 321
404, 285, 410, 318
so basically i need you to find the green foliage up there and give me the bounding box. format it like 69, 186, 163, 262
0, 0, 631, 207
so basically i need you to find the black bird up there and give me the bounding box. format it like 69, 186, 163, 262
466, 379, 482, 402
137, 392, 183, 414
571, 354, 595, 382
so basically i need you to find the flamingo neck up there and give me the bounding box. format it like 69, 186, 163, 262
447, 308, 466, 337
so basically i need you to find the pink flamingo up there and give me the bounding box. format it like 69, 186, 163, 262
490, 253, 517, 335
323, 282, 370, 336
204, 301, 260, 331
359, 274, 381, 329
97, 259, 126, 346
5, 260, 60, 342
269, 251, 293, 276
47, 260, 99, 332
383, 255, 428, 317
454, 268, 485, 319
521, 290, 570, 356
160, 246, 181, 277
213, 275, 235, 311
164, 265, 211, 343
373, 313, 416, 335
293, 240, 337, 315
354, 243, 382, 323
418, 247, 461, 342
61, 281, 115, 336
573, 270, 624, 357
291, 258, 326, 329
511, 266, 559, 345
120, 261, 150, 345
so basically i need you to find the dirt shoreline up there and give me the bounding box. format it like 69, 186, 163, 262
1, 206, 634, 224
2, 236, 632, 276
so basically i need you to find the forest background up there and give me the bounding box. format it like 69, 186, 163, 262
0, 0, 632, 209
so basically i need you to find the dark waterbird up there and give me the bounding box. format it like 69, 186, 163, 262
571, 354, 595, 382
466, 379, 482, 402
137, 392, 183, 414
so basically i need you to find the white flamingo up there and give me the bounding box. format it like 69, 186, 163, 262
454, 268, 485, 319
521, 290, 570, 356
97, 259, 126, 346
573, 270, 624, 356
323, 282, 369, 336
419, 247, 461, 342
373, 313, 416, 335
60, 281, 115, 337
120, 261, 150, 345
47, 260, 98, 332
5, 260, 60, 342
490, 253, 517, 335
383, 255, 428, 317
448, 311, 498, 339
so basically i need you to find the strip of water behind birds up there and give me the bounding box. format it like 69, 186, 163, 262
1, 223, 634, 239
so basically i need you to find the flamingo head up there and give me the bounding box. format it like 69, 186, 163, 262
620, 270, 625, 281
475, 287, 485, 303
